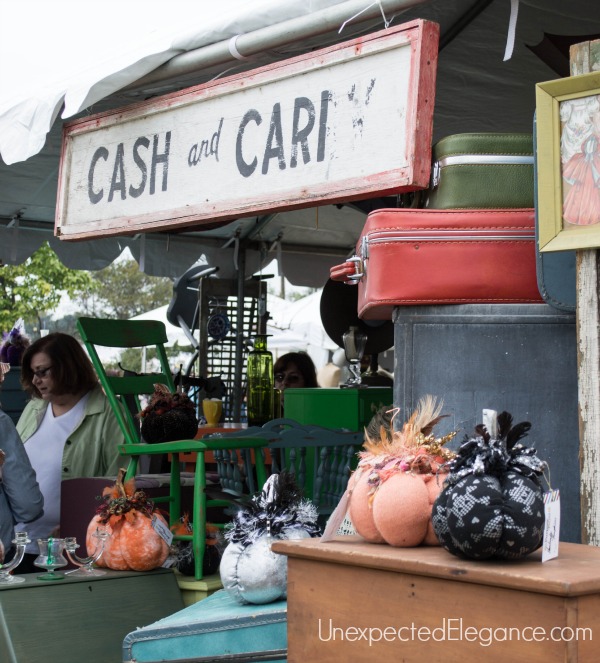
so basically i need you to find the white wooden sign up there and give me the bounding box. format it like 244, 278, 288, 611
56, 20, 439, 240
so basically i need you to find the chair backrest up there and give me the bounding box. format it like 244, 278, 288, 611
77, 317, 176, 446
205, 418, 363, 518
267, 426, 363, 517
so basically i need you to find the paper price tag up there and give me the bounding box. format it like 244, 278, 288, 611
152, 514, 174, 546
542, 489, 560, 562
161, 555, 177, 569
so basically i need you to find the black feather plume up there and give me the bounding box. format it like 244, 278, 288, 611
474, 424, 490, 443
444, 411, 545, 484
505, 421, 532, 449
496, 411, 513, 441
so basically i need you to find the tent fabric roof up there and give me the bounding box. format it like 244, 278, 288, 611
1, 0, 599, 283
0, 0, 365, 166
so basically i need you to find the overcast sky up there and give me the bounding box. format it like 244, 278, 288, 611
0, 0, 246, 102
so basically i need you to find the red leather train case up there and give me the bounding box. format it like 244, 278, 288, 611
330, 208, 543, 320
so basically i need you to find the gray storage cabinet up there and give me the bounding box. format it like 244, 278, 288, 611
392, 303, 579, 542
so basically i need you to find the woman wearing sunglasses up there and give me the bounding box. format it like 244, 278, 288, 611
14, 333, 125, 572
273, 352, 318, 393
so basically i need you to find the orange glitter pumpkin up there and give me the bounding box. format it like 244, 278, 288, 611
86, 469, 169, 571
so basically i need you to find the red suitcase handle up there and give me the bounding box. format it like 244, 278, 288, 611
330, 257, 363, 284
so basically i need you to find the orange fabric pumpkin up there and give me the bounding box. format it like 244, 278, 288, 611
372, 472, 430, 547
347, 471, 385, 544
86, 469, 169, 571
348, 396, 456, 548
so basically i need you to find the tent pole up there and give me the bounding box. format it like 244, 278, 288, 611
232, 244, 247, 422
125, 0, 429, 93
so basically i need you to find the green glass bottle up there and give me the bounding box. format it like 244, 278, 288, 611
247, 334, 274, 426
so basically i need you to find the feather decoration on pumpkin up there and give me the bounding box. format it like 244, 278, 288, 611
347, 396, 458, 510
505, 421, 532, 450
496, 411, 513, 441
102, 468, 136, 500
445, 410, 545, 484
412, 394, 447, 438
360, 396, 456, 478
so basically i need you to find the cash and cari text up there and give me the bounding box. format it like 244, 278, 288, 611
87, 91, 331, 205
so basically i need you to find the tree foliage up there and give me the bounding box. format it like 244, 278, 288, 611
0, 243, 94, 334
75, 258, 173, 319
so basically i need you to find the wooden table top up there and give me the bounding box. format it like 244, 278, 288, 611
0, 567, 176, 592
195, 423, 247, 438
272, 537, 600, 597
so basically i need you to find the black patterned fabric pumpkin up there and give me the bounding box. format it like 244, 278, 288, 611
139, 384, 199, 443
432, 411, 547, 560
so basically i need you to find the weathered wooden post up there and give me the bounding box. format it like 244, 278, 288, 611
570, 40, 600, 545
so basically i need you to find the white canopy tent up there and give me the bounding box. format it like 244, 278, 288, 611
130, 305, 190, 347
267, 290, 339, 367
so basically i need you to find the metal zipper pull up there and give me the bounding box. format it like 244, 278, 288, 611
431, 161, 440, 189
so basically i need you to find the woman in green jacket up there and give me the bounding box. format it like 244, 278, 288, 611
14, 332, 126, 571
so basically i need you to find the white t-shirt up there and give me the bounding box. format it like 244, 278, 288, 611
16, 394, 89, 554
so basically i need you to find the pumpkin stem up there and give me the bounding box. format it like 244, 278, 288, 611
116, 468, 127, 499
95, 469, 157, 524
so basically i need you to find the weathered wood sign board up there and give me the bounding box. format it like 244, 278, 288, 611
55, 19, 439, 240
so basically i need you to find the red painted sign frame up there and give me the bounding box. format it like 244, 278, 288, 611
56, 19, 439, 240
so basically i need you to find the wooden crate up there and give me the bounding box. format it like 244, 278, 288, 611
273, 537, 600, 663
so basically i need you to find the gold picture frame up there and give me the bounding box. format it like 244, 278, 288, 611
536, 71, 600, 252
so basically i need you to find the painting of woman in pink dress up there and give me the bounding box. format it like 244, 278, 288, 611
560, 95, 600, 226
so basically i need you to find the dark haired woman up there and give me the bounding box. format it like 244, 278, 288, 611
14, 332, 125, 570
273, 352, 319, 391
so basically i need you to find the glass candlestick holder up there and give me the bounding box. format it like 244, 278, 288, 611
0, 531, 30, 584
34, 537, 68, 581
341, 326, 368, 388
64, 527, 109, 577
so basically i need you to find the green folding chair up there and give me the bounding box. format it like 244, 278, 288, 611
77, 316, 268, 580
